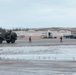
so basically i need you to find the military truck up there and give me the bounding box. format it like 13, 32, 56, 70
0, 31, 17, 43
64, 34, 76, 39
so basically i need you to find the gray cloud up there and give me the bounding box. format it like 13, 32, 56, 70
0, 0, 76, 29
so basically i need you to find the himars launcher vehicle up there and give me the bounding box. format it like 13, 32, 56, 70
0, 31, 17, 44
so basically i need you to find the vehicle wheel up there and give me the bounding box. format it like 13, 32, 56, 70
0, 39, 2, 43
11, 39, 15, 43
6, 40, 10, 43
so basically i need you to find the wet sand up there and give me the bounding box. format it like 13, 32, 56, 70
0, 59, 76, 75
0, 38, 76, 47
0, 38, 76, 75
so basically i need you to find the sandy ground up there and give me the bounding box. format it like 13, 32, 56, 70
0, 38, 76, 47
0, 38, 76, 75
0, 60, 76, 75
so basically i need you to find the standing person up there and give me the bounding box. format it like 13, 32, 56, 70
60, 36, 63, 42
29, 36, 31, 43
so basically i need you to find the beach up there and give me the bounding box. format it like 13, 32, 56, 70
0, 38, 76, 75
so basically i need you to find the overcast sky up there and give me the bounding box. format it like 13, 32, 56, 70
0, 0, 76, 29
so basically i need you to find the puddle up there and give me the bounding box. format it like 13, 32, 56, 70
0, 54, 76, 60
0, 45, 76, 60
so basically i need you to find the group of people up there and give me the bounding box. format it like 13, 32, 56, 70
29, 36, 63, 43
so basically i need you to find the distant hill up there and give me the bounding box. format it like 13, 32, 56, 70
1, 27, 76, 34
32, 27, 76, 34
